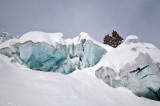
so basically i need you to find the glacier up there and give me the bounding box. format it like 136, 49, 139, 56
0, 32, 106, 74
0, 31, 160, 103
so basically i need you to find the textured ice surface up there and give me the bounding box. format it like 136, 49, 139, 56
96, 53, 160, 100
13, 41, 105, 74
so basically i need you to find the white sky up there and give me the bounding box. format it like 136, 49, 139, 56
0, 0, 160, 47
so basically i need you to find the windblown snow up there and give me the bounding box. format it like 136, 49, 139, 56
0, 31, 160, 106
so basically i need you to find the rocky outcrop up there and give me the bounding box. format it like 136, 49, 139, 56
103, 30, 123, 48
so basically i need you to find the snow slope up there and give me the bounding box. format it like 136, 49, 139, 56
0, 54, 160, 106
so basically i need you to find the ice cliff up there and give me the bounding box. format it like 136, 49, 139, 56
0, 31, 106, 74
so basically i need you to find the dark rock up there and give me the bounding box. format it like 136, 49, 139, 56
103, 30, 123, 48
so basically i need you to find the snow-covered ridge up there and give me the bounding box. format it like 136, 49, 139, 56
0, 31, 113, 51
19, 31, 65, 46
0, 31, 64, 49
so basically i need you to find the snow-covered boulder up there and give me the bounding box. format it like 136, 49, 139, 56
124, 35, 140, 44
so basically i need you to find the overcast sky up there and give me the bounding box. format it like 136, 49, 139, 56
0, 0, 160, 47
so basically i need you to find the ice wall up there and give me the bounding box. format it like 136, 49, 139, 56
0, 38, 106, 74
